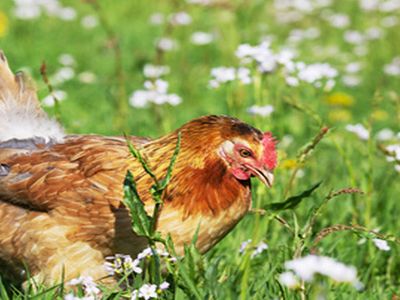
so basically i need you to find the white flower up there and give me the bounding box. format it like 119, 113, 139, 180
373, 239, 390, 251
365, 27, 382, 40
342, 75, 361, 87
138, 284, 158, 300
42, 90, 67, 107
209, 67, 236, 88
381, 16, 398, 27
346, 124, 369, 140
385, 144, 400, 162
149, 12, 164, 25
81, 15, 98, 29
296, 63, 338, 84
247, 105, 274, 117
104, 254, 142, 275
68, 276, 100, 297
237, 67, 252, 84
279, 271, 299, 288
56, 7, 76, 21
78, 72, 97, 84
327, 13, 350, 28
190, 32, 214, 45
14, 5, 41, 20
251, 241, 268, 258
137, 247, 154, 259
51, 67, 75, 84
169, 11, 192, 26
156, 38, 178, 51
384, 57, 400, 76
58, 53, 75, 66
159, 281, 170, 290
344, 30, 365, 44
345, 62, 362, 74
284, 255, 359, 284
239, 239, 252, 253
376, 129, 394, 141
143, 64, 170, 78
360, 0, 379, 11
286, 76, 299, 86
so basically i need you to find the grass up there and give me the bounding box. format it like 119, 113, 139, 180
0, 0, 400, 298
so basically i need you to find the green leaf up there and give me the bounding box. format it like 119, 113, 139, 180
123, 170, 151, 237
0, 277, 10, 300
159, 132, 181, 190
265, 181, 322, 211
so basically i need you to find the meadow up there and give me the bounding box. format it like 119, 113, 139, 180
0, 0, 400, 299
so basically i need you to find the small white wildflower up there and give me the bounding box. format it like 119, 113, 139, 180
138, 284, 158, 300
78, 71, 97, 84
131, 290, 139, 300
247, 105, 274, 117
360, 0, 379, 11
279, 271, 299, 288
365, 27, 382, 40
104, 254, 142, 275
384, 57, 400, 76
343, 75, 361, 87
81, 15, 98, 29
52, 67, 75, 84
137, 247, 154, 260
327, 13, 350, 28
285, 255, 359, 284
143, 64, 170, 78
156, 37, 178, 51
42, 90, 67, 107
68, 276, 100, 297
285, 76, 299, 86
345, 62, 362, 74
209, 67, 236, 88
56, 7, 77, 21
376, 129, 394, 141
251, 241, 268, 258
239, 239, 252, 253
149, 12, 164, 25
381, 16, 398, 27
385, 144, 400, 162
169, 11, 192, 26
373, 238, 390, 251
159, 281, 170, 290
345, 124, 369, 140
344, 30, 365, 44
58, 53, 75, 66
237, 67, 252, 84
190, 32, 214, 45
14, 5, 41, 20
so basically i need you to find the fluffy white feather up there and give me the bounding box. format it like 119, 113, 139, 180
0, 94, 65, 142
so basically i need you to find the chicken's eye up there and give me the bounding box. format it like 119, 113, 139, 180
239, 149, 252, 158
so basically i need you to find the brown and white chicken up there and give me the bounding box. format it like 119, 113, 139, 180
0, 51, 277, 285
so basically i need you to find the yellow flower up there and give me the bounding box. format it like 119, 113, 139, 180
0, 11, 8, 38
280, 159, 299, 169
325, 92, 354, 107
371, 109, 388, 121
328, 109, 352, 122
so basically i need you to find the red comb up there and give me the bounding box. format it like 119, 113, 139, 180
262, 132, 277, 170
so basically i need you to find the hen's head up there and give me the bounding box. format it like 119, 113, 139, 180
180, 115, 277, 188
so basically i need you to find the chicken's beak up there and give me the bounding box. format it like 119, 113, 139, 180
246, 165, 274, 188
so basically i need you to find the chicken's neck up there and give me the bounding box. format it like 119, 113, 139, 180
136, 132, 252, 253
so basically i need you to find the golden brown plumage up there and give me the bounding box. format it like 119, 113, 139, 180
0, 52, 277, 286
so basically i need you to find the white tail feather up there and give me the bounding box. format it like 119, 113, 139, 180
0, 50, 64, 142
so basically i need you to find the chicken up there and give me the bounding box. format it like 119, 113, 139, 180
0, 51, 277, 286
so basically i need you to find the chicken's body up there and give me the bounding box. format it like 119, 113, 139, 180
0, 52, 277, 285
